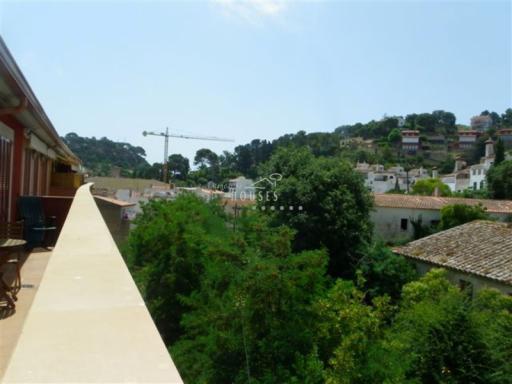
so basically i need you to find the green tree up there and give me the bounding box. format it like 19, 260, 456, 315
194, 148, 221, 182
62, 132, 149, 176
501, 108, 512, 127
172, 212, 329, 384
495, 139, 505, 165
372, 269, 491, 383
259, 147, 373, 277
358, 243, 417, 302
168, 153, 190, 180
439, 203, 490, 230
470, 289, 512, 383
439, 155, 455, 174
125, 194, 229, 344
387, 128, 401, 145
487, 160, 512, 199
313, 280, 391, 384
411, 178, 451, 196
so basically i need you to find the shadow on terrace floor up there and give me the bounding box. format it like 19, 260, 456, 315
0, 248, 52, 378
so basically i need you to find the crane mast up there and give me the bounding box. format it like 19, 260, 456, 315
142, 127, 234, 183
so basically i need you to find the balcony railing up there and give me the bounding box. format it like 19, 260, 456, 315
2, 183, 183, 383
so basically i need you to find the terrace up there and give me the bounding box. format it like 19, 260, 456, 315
0, 184, 183, 383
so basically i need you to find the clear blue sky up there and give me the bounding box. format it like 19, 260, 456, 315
0, 0, 510, 164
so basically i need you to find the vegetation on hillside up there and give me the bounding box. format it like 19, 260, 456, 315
65, 108, 512, 184
487, 160, 512, 200
62, 132, 149, 176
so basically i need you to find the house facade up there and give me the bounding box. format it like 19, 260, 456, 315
457, 130, 479, 150
356, 162, 430, 193
469, 139, 495, 191
372, 193, 512, 243
441, 170, 470, 193
0, 38, 80, 222
401, 130, 420, 153
497, 128, 512, 147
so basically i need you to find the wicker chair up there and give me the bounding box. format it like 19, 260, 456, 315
0, 221, 24, 301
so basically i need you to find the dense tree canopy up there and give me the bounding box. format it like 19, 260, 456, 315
173, 213, 329, 384
125, 194, 512, 384
439, 204, 490, 230
168, 154, 190, 180
63, 132, 148, 176
258, 147, 374, 277
487, 160, 512, 199
411, 178, 451, 196
125, 194, 228, 343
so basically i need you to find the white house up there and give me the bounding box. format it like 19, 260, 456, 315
469, 139, 495, 190
357, 163, 429, 193
441, 170, 470, 193
401, 130, 420, 153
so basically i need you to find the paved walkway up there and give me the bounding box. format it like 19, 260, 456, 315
0, 250, 52, 379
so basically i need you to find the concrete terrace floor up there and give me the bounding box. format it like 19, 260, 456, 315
0, 249, 52, 379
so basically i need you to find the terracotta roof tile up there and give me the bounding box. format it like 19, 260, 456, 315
374, 194, 512, 214
394, 220, 512, 285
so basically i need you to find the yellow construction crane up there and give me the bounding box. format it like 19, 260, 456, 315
142, 127, 234, 183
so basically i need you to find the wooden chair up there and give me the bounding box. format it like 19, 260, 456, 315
0, 221, 24, 307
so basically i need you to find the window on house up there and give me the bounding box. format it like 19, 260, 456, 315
459, 279, 473, 297
400, 218, 408, 231
480, 181, 484, 189
473, 182, 477, 190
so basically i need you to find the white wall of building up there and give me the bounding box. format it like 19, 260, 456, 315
469, 165, 487, 190
372, 206, 510, 243
414, 261, 512, 296
372, 207, 441, 243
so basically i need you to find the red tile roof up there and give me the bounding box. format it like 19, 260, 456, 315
374, 194, 512, 214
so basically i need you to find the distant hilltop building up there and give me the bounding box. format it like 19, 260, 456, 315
497, 128, 512, 147
355, 162, 429, 193
401, 130, 420, 153
439, 139, 511, 193
470, 115, 493, 132
457, 130, 479, 150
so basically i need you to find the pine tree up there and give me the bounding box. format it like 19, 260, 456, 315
495, 138, 505, 165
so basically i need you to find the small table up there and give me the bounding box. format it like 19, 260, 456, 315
0, 238, 26, 309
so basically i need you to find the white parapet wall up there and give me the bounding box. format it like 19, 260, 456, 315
2, 183, 183, 383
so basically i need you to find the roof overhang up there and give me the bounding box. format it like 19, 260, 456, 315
0, 37, 80, 166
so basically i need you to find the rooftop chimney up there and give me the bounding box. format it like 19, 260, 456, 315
453, 157, 466, 173
485, 139, 494, 158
